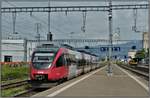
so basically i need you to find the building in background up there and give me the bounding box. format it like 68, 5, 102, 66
142, 32, 149, 51
2, 39, 25, 62
128, 50, 137, 59
1, 39, 142, 62
84, 40, 142, 60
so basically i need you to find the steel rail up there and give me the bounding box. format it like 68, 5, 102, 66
13, 88, 36, 97
1, 80, 28, 90
118, 64, 149, 80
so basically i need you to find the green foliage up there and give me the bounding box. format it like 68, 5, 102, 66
116, 61, 124, 66
135, 49, 146, 60
101, 58, 105, 61
1, 65, 29, 81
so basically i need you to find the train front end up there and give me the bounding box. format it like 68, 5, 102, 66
29, 47, 59, 88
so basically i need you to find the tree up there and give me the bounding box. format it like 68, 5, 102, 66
135, 49, 146, 61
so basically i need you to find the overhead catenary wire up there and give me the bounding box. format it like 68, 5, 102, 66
2, 0, 17, 7
2, 17, 36, 38
57, 12, 73, 31
65, 12, 74, 28
3, 0, 54, 39
0, 0, 146, 39
2, 1, 37, 39
30, 13, 68, 34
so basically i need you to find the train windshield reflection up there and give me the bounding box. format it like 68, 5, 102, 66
32, 52, 55, 69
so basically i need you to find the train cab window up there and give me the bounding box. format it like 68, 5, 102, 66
56, 55, 65, 67
32, 52, 55, 69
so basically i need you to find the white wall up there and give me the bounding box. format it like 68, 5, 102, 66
2, 39, 24, 62
128, 50, 137, 58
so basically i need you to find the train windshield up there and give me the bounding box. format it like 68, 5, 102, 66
32, 52, 55, 69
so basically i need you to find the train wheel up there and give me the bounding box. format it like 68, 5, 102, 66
58, 77, 67, 84
63, 77, 68, 82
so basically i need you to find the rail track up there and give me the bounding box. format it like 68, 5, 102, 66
13, 83, 58, 97
118, 64, 149, 80
2, 65, 105, 97
13, 65, 105, 97
13, 88, 37, 97
1, 80, 29, 90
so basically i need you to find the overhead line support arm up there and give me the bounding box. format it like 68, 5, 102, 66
1, 4, 148, 13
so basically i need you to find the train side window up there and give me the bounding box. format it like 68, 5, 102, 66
56, 55, 64, 67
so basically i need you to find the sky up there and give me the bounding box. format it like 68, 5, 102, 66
1, 0, 149, 40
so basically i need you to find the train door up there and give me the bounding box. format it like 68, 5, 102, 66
67, 54, 77, 79
55, 54, 68, 80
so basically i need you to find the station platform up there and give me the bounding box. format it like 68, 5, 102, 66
32, 64, 149, 97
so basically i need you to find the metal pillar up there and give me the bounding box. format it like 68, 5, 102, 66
48, 0, 51, 35
81, 11, 87, 33
0, 0, 2, 62
24, 39, 27, 62
12, 12, 16, 34
148, 0, 150, 96
36, 23, 41, 45
108, 0, 113, 75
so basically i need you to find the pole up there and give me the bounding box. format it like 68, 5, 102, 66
24, 39, 27, 62
48, 0, 51, 33
108, 0, 113, 75
36, 23, 41, 45
12, 12, 16, 34
0, 0, 2, 62
148, 0, 150, 96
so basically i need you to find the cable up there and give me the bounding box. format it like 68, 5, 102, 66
31, 14, 67, 34
2, 0, 16, 7
2, 0, 148, 2
2, 18, 36, 38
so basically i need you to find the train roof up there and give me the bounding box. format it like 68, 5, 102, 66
34, 44, 75, 51
34, 44, 59, 52
77, 49, 98, 57
60, 44, 75, 50
35, 44, 98, 57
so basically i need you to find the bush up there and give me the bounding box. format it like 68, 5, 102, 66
116, 61, 124, 66
1, 65, 29, 81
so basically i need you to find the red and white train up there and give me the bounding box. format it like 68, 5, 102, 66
29, 44, 100, 88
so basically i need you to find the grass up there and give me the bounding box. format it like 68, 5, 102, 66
1, 65, 31, 97
116, 61, 128, 66
1, 84, 31, 97
1, 65, 29, 82
100, 61, 109, 66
